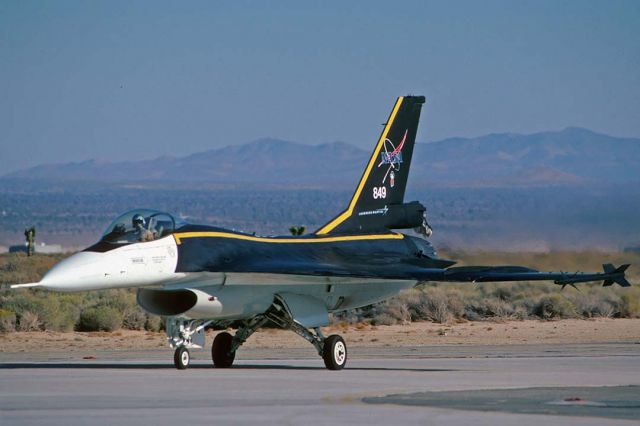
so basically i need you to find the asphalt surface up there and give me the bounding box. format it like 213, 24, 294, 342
1, 343, 639, 425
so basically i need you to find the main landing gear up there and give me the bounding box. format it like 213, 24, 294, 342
166, 300, 347, 371
211, 331, 235, 368
322, 334, 347, 370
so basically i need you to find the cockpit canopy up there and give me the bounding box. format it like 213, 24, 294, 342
101, 209, 185, 244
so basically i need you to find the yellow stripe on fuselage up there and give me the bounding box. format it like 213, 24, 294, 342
173, 231, 404, 245
316, 96, 405, 235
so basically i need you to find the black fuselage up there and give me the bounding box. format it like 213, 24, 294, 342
173, 225, 453, 279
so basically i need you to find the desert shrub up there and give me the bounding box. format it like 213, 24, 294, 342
358, 304, 386, 324
420, 288, 451, 323
102, 289, 137, 312
570, 292, 621, 318
1, 292, 40, 316
2, 291, 80, 331
491, 286, 513, 301
465, 298, 517, 319
531, 293, 576, 319
0, 309, 16, 332
3, 293, 45, 330
1, 284, 161, 332
444, 289, 466, 318
0, 261, 19, 273
620, 289, 640, 318
486, 300, 515, 318
511, 304, 529, 320
370, 313, 398, 326
462, 306, 481, 321
38, 295, 81, 331
396, 287, 455, 323
122, 308, 147, 330
78, 305, 123, 331
356, 289, 427, 324
395, 291, 420, 321
384, 299, 411, 323
87, 289, 149, 330
144, 314, 163, 332
571, 294, 603, 318
17, 310, 41, 331
359, 281, 603, 324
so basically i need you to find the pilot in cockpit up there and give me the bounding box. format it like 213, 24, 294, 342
132, 214, 155, 242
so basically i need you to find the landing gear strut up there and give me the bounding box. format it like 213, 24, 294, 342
166, 317, 213, 370
166, 299, 348, 370
211, 300, 348, 370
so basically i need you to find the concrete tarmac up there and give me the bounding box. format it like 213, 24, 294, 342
1, 343, 639, 425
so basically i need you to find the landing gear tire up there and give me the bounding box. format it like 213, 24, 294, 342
322, 335, 347, 370
174, 347, 190, 370
212, 332, 236, 368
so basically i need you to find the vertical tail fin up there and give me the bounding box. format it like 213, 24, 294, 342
316, 95, 425, 235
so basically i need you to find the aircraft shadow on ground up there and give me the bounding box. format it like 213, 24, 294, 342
0, 362, 458, 372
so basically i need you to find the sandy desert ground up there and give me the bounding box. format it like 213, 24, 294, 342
1, 318, 638, 355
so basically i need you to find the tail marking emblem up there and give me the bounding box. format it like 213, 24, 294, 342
378, 129, 408, 184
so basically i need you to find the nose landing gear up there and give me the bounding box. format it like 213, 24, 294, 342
166, 317, 213, 370
174, 346, 190, 370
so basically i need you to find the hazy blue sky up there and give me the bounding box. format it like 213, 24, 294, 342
1, 0, 639, 174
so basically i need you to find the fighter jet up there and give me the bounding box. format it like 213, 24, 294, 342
11, 95, 631, 370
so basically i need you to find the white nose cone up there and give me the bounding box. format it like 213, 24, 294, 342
39, 252, 108, 291
35, 236, 180, 291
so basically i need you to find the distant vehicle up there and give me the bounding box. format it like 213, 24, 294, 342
12, 96, 631, 370
10, 243, 63, 254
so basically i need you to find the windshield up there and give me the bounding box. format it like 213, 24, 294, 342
101, 209, 185, 244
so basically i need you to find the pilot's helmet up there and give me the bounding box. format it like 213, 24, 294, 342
132, 214, 146, 228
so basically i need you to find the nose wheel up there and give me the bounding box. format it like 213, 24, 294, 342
174, 347, 190, 370
166, 317, 214, 370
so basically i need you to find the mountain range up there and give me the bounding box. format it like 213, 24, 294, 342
5, 127, 640, 188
